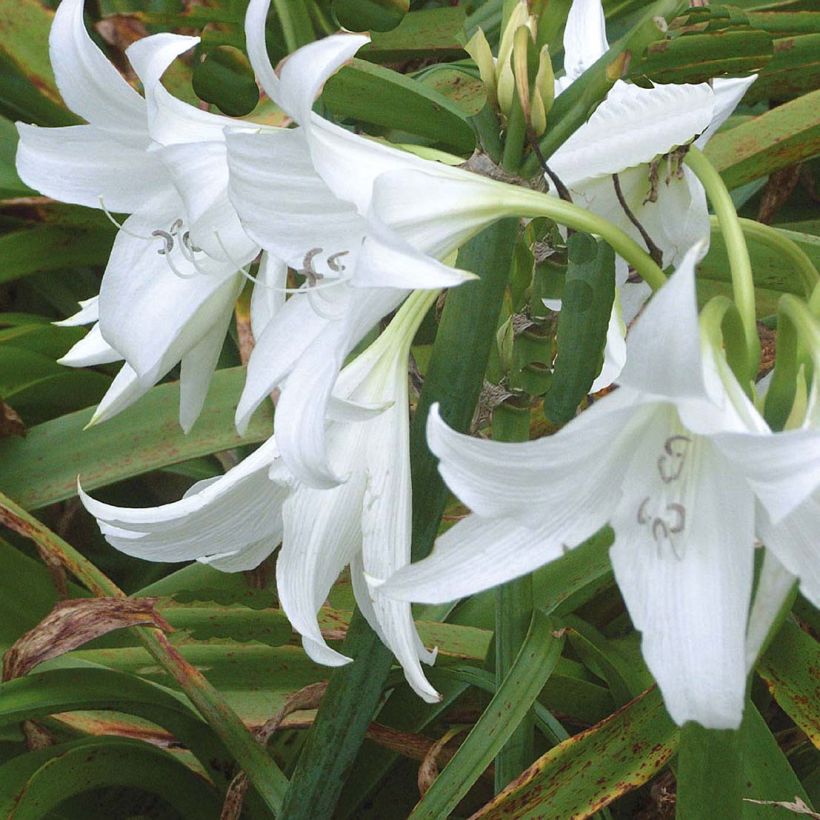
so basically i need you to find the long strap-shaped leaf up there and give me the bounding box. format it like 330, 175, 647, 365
409, 610, 564, 820
0, 492, 288, 815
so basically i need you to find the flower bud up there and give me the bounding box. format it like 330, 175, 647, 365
531, 44, 554, 136
465, 28, 497, 109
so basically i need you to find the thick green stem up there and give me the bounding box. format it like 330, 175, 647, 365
491, 403, 534, 791
676, 722, 743, 820
0, 492, 288, 815
685, 147, 760, 378
280, 220, 521, 819
729, 217, 819, 298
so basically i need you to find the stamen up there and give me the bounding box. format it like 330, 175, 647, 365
152, 229, 175, 256
327, 251, 349, 273
97, 196, 154, 241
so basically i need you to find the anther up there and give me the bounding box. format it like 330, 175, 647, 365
327, 251, 350, 273
152, 229, 175, 256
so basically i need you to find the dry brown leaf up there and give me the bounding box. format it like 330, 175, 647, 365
221, 681, 329, 820
2, 597, 172, 681
418, 726, 471, 797
744, 797, 820, 818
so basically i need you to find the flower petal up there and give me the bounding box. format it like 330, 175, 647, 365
126, 33, 236, 146
711, 428, 820, 523
424, 397, 642, 528
610, 432, 754, 729
757, 491, 820, 608
49, 0, 146, 135
226, 127, 365, 274
359, 381, 439, 702
243, 0, 281, 102
81, 436, 284, 561
744, 546, 795, 671
589, 299, 626, 392
250, 252, 287, 340
561, 0, 608, 87
618, 245, 710, 401
199, 536, 276, 572
696, 75, 757, 148
88, 363, 151, 425
54, 295, 99, 327
58, 323, 121, 367
550, 81, 714, 186
277, 463, 366, 666
15, 123, 167, 212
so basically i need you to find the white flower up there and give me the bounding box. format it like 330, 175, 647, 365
16, 0, 280, 430
545, 0, 757, 388
381, 247, 820, 729
80, 291, 440, 703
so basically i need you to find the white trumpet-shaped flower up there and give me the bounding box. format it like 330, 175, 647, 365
545, 0, 756, 386
16, 0, 281, 430
80, 291, 440, 703
381, 248, 820, 729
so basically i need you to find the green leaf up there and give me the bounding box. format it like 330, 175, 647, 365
476, 687, 677, 818
332, 0, 408, 32
704, 89, 820, 189
359, 7, 466, 63
0, 225, 114, 286
757, 620, 820, 747
409, 611, 564, 819
0, 0, 76, 126
0, 668, 232, 788
543, 233, 615, 424
0, 737, 219, 819
321, 59, 476, 155
0, 117, 31, 198
0, 366, 272, 510
746, 34, 820, 103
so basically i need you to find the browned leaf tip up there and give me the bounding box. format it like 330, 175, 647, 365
0, 400, 25, 438
417, 726, 472, 797
2, 597, 172, 681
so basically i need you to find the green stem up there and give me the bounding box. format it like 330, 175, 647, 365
501, 97, 528, 174
491, 402, 534, 791
676, 722, 743, 820
685, 147, 760, 378
729, 216, 820, 298
699, 296, 751, 393
0, 492, 288, 815
494, 186, 666, 290
280, 220, 521, 819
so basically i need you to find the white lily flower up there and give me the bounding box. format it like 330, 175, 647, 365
80, 291, 440, 702
381, 247, 820, 729
16, 0, 281, 430
542, 0, 757, 388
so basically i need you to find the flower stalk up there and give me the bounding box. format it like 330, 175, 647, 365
685, 147, 760, 379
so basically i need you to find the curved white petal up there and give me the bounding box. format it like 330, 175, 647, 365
589, 298, 626, 392
179, 308, 237, 433
562, 0, 608, 86
550, 81, 714, 187
276, 31, 369, 127
757, 492, 820, 608
50, 0, 146, 136
711, 428, 820, 523
277, 463, 366, 667
250, 253, 287, 340
745, 546, 796, 671
54, 295, 99, 327
382, 514, 566, 604
81, 436, 284, 561
88, 362, 151, 425
619, 245, 710, 401
226, 127, 364, 274
696, 75, 757, 148
199, 536, 277, 572
610, 430, 754, 729
244, 0, 281, 103
359, 377, 439, 702
126, 33, 237, 146
59, 323, 121, 367
15, 123, 167, 212
424, 397, 642, 528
